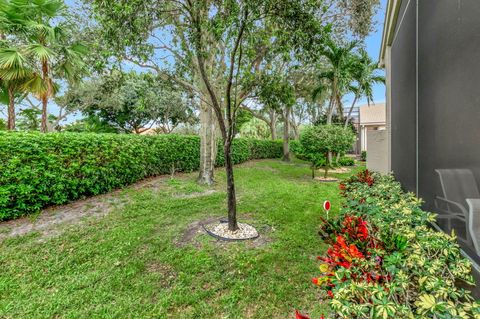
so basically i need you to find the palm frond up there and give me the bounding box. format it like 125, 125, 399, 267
22, 73, 47, 96
26, 43, 55, 62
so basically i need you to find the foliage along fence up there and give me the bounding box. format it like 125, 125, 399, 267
0, 132, 283, 220
297, 170, 480, 319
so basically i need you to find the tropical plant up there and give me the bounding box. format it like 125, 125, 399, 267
344, 49, 385, 128
313, 38, 357, 125
11, 0, 88, 132
298, 171, 480, 318
299, 125, 355, 178
0, 46, 32, 130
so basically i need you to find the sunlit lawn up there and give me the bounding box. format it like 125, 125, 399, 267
0, 159, 362, 318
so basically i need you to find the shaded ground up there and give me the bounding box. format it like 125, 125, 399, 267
0, 159, 362, 319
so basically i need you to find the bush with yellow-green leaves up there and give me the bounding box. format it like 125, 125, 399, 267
300, 170, 480, 319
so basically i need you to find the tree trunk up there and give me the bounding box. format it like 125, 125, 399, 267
40, 61, 49, 133
41, 95, 48, 133
198, 101, 217, 185
326, 81, 336, 125
7, 86, 15, 131
270, 119, 277, 140
282, 107, 290, 162
291, 121, 299, 140
334, 95, 359, 163
224, 141, 238, 231
327, 82, 336, 163
269, 109, 277, 140
344, 95, 358, 128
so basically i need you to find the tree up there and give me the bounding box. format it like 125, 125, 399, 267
0, 47, 32, 130
62, 115, 119, 133
314, 113, 357, 134
0, 1, 34, 131
300, 125, 355, 179
16, 108, 41, 131
238, 117, 270, 139
9, 0, 88, 132
313, 38, 357, 125
255, 71, 295, 161
339, 0, 381, 38
344, 48, 384, 128
59, 71, 196, 134
89, 0, 330, 231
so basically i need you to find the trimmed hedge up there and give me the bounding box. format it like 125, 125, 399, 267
0, 132, 282, 220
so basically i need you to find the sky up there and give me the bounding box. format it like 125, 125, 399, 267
356, 0, 387, 106
6, 0, 388, 123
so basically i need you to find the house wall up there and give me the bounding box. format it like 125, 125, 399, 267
366, 130, 388, 173
390, 0, 417, 193
388, 0, 480, 269
417, 0, 480, 210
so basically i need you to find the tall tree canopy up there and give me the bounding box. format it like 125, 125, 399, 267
0, 0, 88, 131
87, 0, 334, 231
59, 70, 196, 134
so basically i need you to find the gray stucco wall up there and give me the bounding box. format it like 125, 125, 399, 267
390, 0, 480, 268
366, 130, 389, 173
417, 0, 480, 211
390, 0, 416, 193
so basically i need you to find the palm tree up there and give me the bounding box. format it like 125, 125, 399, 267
14, 0, 86, 132
314, 38, 357, 125
0, 47, 32, 130
344, 49, 385, 128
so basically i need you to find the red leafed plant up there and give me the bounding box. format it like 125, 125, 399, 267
342, 215, 369, 242
309, 214, 389, 312
341, 169, 375, 189
295, 310, 324, 319
356, 169, 375, 186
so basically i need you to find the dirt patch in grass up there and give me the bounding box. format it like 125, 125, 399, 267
146, 261, 177, 288
174, 189, 218, 199
175, 216, 219, 248
314, 176, 339, 182
328, 167, 351, 174
0, 193, 127, 242
0, 173, 186, 242
176, 215, 274, 249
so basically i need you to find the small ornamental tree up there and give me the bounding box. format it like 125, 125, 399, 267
300, 125, 355, 178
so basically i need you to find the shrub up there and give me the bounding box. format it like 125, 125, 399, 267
361, 150, 367, 161
289, 140, 307, 161
299, 170, 480, 318
299, 125, 355, 179
0, 132, 282, 220
337, 156, 355, 166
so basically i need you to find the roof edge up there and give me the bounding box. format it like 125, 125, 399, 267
379, 0, 402, 67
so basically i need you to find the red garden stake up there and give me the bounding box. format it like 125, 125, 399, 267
323, 200, 331, 218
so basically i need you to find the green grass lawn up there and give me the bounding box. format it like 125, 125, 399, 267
0, 159, 361, 319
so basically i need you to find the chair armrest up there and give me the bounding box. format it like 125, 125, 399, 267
435, 196, 467, 218
466, 198, 480, 255
466, 198, 480, 209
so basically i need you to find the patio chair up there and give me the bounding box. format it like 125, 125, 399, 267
435, 169, 480, 255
